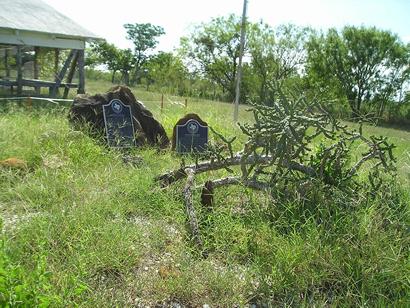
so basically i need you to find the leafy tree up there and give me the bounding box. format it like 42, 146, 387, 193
91, 41, 136, 85
145, 52, 188, 93
116, 48, 136, 86
91, 41, 121, 83
248, 23, 309, 105
179, 14, 244, 102
124, 23, 165, 84
307, 26, 410, 118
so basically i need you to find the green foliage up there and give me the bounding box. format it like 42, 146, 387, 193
144, 52, 188, 94
306, 26, 410, 118
248, 23, 310, 105
0, 236, 61, 307
179, 14, 244, 101
0, 93, 409, 306
124, 23, 165, 83
90, 41, 135, 85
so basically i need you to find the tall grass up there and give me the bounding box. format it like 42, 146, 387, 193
0, 87, 409, 306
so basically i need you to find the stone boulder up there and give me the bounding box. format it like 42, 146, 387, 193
69, 86, 169, 148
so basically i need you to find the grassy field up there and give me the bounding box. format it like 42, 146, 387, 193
0, 81, 409, 306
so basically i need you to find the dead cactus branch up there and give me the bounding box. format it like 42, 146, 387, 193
156, 90, 396, 248
182, 168, 203, 248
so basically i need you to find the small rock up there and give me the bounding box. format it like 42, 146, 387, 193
0, 157, 27, 170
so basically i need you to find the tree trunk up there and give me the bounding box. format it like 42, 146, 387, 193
122, 71, 130, 86
111, 71, 116, 83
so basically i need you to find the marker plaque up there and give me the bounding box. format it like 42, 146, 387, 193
102, 99, 135, 147
176, 119, 208, 153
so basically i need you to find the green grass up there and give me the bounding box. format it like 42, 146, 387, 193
0, 82, 409, 306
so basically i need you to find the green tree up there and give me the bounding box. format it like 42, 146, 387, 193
307, 26, 410, 118
124, 23, 165, 84
116, 48, 135, 86
91, 41, 136, 85
145, 52, 188, 94
91, 41, 121, 83
248, 23, 309, 105
179, 14, 244, 102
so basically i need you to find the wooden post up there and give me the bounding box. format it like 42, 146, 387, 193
26, 96, 32, 110
50, 50, 76, 97
233, 0, 247, 122
54, 49, 59, 78
51, 50, 76, 97
161, 93, 164, 112
63, 50, 79, 99
77, 50, 85, 94
52, 49, 60, 96
16, 46, 23, 95
185, 98, 188, 108
34, 47, 40, 95
4, 48, 10, 77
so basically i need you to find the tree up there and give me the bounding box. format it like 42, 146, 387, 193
179, 14, 244, 102
116, 48, 135, 86
124, 23, 165, 84
145, 52, 188, 94
248, 23, 309, 105
91, 41, 121, 83
91, 41, 136, 85
307, 26, 410, 118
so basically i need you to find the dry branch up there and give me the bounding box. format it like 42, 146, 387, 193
155, 154, 316, 187
202, 176, 271, 191
182, 168, 203, 248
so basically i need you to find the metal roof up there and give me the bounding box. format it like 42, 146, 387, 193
0, 0, 100, 40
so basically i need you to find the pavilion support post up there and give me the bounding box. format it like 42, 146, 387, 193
54, 49, 59, 77
50, 49, 76, 98
63, 50, 79, 98
34, 47, 40, 95
53, 49, 60, 96
16, 46, 23, 95
5, 49, 10, 78
77, 49, 85, 94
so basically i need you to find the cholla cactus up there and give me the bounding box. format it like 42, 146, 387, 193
156, 90, 396, 247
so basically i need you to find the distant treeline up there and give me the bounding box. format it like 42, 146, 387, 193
21, 15, 410, 125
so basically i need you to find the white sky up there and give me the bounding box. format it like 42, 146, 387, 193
43, 0, 410, 51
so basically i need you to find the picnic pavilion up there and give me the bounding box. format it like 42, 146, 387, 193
0, 0, 100, 98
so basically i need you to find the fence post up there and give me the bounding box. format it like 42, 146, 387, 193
26, 96, 32, 110
185, 98, 188, 108
161, 94, 164, 112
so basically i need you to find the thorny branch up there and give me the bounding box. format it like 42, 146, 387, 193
156, 90, 396, 246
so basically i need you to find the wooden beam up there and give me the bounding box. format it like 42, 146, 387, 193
34, 47, 40, 95
63, 50, 79, 98
0, 31, 86, 49
0, 78, 78, 88
50, 50, 76, 97
54, 49, 59, 79
16, 46, 23, 95
77, 49, 85, 94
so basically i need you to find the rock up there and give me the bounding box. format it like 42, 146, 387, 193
0, 157, 28, 170
69, 86, 169, 148
171, 113, 208, 150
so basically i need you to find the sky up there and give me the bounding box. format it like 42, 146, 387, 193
42, 0, 410, 51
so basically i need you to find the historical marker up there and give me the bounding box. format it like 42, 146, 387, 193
102, 99, 135, 147
176, 119, 208, 153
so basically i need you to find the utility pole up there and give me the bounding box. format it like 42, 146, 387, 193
233, 0, 248, 122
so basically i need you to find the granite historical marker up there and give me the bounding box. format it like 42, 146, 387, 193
102, 99, 135, 147
176, 119, 208, 153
